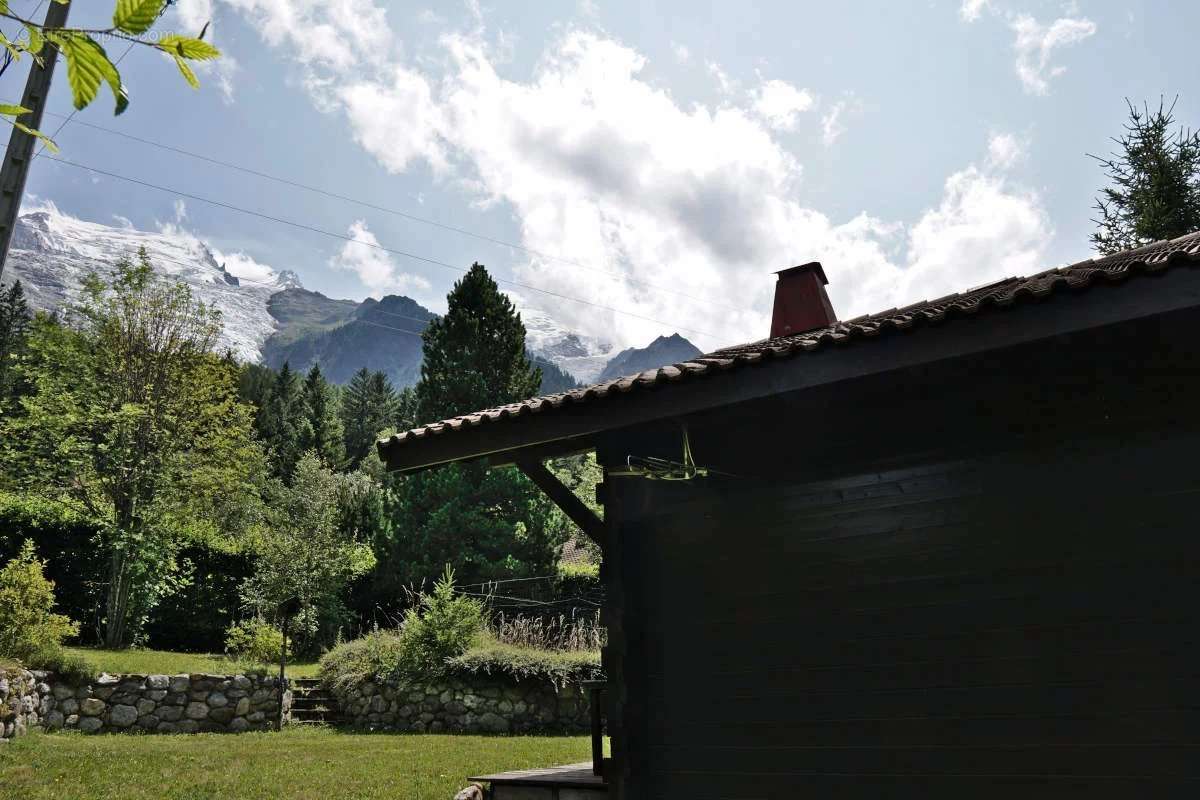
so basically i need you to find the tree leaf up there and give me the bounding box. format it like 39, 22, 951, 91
25, 25, 43, 55
47, 33, 129, 115
9, 120, 59, 154
156, 35, 221, 61
171, 54, 199, 89
112, 0, 165, 35
0, 104, 33, 116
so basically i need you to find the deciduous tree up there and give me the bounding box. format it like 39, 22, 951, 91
1, 250, 266, 647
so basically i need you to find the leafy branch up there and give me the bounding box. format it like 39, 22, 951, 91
0, 0, 220, 149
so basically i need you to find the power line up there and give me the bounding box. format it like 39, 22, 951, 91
32, 0, 168, 157
31, 151, 721, 340
13, 228, 431, 340
31, 110, 752, 315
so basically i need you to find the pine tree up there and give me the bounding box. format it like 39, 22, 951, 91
258, 362, 304, 480
299, 364, 345, 468
1091, 98, 1200, 255
385, 263, 567, 587
415, 263, 541, 424
0, 280, 31, 403
341, 368, 401, 466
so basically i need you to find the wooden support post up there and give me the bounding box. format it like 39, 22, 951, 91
517, 459, 606, 550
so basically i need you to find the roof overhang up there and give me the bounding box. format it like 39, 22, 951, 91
379, 262, 1200, 474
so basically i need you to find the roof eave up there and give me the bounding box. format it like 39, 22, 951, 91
379, 262, 1200, 474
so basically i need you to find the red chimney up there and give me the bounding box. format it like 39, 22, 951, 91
770, 261, 837, 338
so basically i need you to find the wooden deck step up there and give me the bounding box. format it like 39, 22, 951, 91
471, 763, 607, 799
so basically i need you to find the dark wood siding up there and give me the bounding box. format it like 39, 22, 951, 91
600, 314, 1200, 799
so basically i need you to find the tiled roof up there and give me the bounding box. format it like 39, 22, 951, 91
381, 231, 1200, 452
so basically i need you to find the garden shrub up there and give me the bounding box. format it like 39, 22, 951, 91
0, 540, 91, 681
392, 566, 485, 679
448, 640, 602, 687
319, 568, 485, 689
225, 618, 285, 664
319, 628, 405, 693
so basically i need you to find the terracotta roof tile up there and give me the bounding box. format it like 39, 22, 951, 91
381, 231, 1200, 452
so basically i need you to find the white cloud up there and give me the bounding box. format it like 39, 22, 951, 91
330, 220, 432, 297
220, 0, 395, 75
960, 0, 991, 22
338, 67, 447, 173
750, 79, 815, 131
229, 8, 1053, 348
1010, 14, 1096, 95
112, 214, 134, 230
706, 60, 737, 95
985, 131, 1025, 170
670, 41, 690, 64
213, 248, 279, 284
821, 101, 847, 146
172, 1, 239, 103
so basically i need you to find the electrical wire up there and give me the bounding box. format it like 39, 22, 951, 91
29, 150, 721, 340
32, 110, 751, 315
32, 1, 170, 157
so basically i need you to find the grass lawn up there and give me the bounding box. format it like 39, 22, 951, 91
0, 727, 591, 800
63, 647, 321, 679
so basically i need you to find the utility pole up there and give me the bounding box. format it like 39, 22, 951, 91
0, 0, 71, 279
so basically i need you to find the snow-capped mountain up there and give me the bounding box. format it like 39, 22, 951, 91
2, 205, 679, 388
3, 204, 299, 363
517, 302, 614, 384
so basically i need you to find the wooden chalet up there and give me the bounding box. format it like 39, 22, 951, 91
380, 233, 1200, 798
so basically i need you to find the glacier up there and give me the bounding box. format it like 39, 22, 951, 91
2, 204, 299, 363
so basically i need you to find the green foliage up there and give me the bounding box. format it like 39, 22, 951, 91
414, 263, 541, 424
242, 453, 376, 655
0, 1, 221, 146
341, 368, 404, 466
0, 541, 80, 671
321, 570, 486, 688
0, 280, 31, 408
1092, 98, 1200, 255
224, 619, 284, 664
384, 263, 568, 588
448, 641, 602, 688
318, 629, 406, 694
387, 462, 570, 588
393, 567, 486, 678
257, 362, 305, 480
299, 364, 345, 468
1, 252, 268, 648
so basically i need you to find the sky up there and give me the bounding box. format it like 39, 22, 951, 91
3, 0, 1198, 352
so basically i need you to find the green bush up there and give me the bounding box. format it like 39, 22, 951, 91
448, 639, 602, 687
320, 568, 485, 690
225, 619, 284, 664
0, 540, 82, 675
319, 629, 405, 693
393, 566, 485, 679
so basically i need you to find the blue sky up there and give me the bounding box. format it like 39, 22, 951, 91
5, 0, 1197, 350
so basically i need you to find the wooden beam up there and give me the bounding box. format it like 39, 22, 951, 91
517, 459, 606, 550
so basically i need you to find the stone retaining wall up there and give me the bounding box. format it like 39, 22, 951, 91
0, 668, 45, 741
334, 675, 590, 734
0, 668, 290, 739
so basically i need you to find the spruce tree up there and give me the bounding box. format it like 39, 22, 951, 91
299, 364, 345, 468
258, 362, 304, 480
0, 280, 31, 403
1092, 98, 1200, 255
415, 263, 541, 424
386, 263, 567, 587
341, 368, 401, 466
